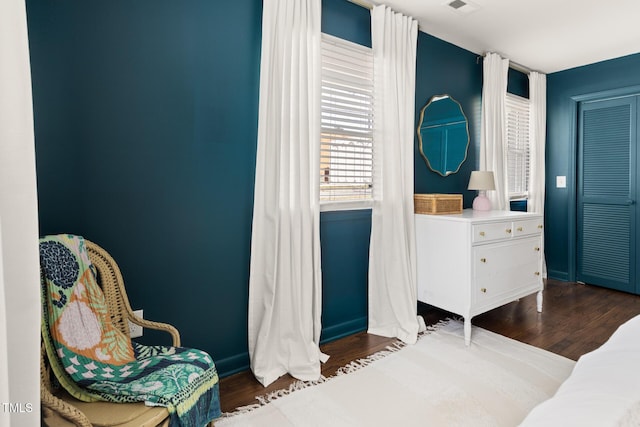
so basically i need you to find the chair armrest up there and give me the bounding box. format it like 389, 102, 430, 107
41, 341, 92, 427
41, 377, 92, 427
127, 314, 181, 347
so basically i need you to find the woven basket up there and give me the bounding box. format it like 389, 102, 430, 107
414, 194, 463, 215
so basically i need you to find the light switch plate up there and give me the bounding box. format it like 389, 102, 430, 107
129, 309, 143, 338
556, 176, 567, 188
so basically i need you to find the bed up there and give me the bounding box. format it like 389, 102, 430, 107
519, 314, 640, 426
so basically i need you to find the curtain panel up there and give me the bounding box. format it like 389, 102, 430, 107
480, 52, 510, 210
248, 0, 326, 387
368, 5, 423, 345
528, 71, 547, 276
528, 72, 546, 215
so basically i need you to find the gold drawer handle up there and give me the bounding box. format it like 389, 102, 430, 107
537, 225, 543, 229
534, 247, 540, 251
534, 271, 541, 276
479, 231, 485, 237
480, 258, 487, 263
517, 226, 523, 232
480, 288, 487, 293
506, 228, 512, 234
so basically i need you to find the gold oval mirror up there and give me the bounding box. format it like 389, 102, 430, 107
417, 94, 470, 176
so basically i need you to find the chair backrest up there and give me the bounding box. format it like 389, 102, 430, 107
40, 237, 185, 427
39, 238, 138, 407
85, 240, 135, 339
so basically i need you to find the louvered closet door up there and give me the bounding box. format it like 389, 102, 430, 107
577, 96, 638, 294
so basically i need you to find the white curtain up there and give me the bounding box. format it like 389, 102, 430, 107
248, 0, 326, 387
528, 71, 547, 275
1, 0, 41, 423
528, 72, 546, 214
0, 225, 8, 427
368, 5, 423, 345
480, 52, 510, 210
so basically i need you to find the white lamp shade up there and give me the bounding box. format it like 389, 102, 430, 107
468, 171, 496, 191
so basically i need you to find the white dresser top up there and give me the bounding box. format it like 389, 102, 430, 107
415, 208, 542, 224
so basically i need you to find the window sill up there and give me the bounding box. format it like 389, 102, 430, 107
320, 200, 373, 212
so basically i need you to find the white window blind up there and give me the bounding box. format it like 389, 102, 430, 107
320, 34, 373, 205
505, 93, 531, 199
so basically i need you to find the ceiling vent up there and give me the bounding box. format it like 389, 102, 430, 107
445, 0, 479, 14
448, 0, 467, 9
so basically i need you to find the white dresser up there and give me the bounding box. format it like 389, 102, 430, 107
415, 209, 544, 345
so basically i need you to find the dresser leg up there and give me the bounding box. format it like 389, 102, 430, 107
536, 290, 543, 313
464, 318, 471, 346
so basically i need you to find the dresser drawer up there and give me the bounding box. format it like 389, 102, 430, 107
473, 237, 542, 306
513, 218, 544, 237
475, 268, 541, 309
472, 221, 514, 243
474, 237, 541, 278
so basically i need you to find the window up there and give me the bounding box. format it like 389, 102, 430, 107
320, 34, 373, 209
505, 93, 531, 199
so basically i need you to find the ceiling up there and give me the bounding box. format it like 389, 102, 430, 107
356, 0, 640, 73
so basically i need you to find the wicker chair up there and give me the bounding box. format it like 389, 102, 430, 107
40, 239, 212, 427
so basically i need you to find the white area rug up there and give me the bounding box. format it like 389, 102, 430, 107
217, 320, 575, 427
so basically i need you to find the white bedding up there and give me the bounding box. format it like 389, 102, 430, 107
519, 314, 640, 426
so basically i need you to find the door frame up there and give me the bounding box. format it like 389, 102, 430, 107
569, 85, 640, 293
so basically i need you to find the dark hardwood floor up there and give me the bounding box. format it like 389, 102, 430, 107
218, 279, 640, 413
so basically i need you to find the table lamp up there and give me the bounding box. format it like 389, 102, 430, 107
468, 171, 495, 211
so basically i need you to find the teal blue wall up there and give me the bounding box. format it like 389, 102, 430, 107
508, 69, 529, 99
28, 0, 482, 377
28, 0, 263, 376
546, 53, 640, 280
414, 33, 482, 205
